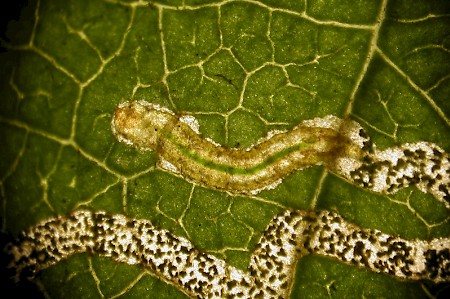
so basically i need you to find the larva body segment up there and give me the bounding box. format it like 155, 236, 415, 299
112, 100, 177, 150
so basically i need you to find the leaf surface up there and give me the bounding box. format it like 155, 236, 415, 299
1, 0, 449, 298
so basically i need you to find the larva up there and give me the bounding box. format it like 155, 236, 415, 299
5, 209, 450, 298
112, 100, 450, 208
112, 100, 366, 194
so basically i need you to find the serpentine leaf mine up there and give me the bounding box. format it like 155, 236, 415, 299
4, 101, 449, 298
112, 100, 450, 209
5, 209, 450, 298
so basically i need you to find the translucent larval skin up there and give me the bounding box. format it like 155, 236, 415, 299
112, 100, 450, 208
5, 209, 450, 298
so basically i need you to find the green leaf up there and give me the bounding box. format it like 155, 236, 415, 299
1, 0, 449, 298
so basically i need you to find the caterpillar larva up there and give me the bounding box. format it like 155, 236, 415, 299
112, 100, 450, 208
5, 209, 450, 298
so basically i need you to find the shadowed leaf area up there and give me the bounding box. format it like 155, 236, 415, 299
1, 0, 449, 298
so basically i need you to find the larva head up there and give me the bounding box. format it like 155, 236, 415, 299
112, 101, 175, 150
